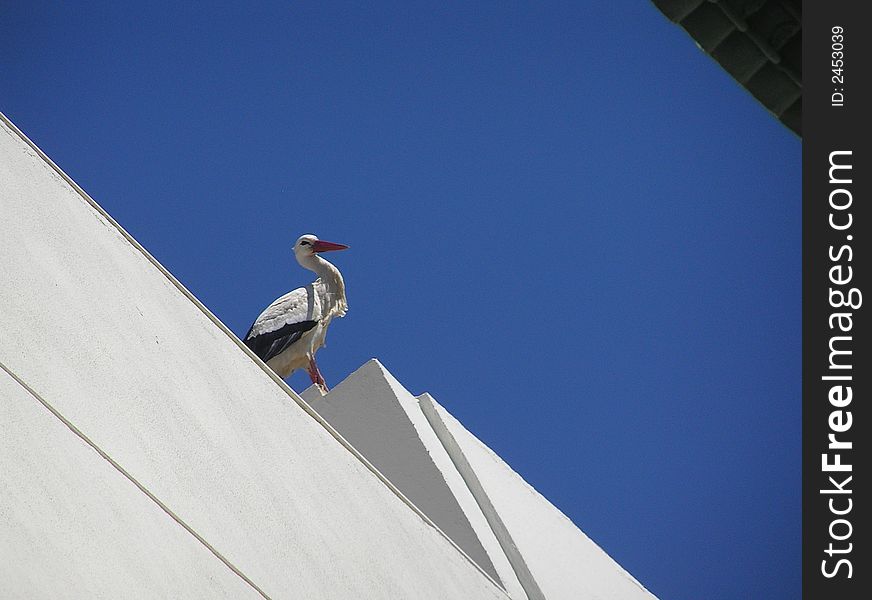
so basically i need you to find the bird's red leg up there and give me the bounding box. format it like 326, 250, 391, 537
315, 364, 328, 392
308, 356, 329, 392
306, 358, 319, 384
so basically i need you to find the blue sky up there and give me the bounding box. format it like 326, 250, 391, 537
2, 2, 800, 598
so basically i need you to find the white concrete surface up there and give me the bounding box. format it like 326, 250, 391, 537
303, 361, 658, 600
302, 360, 503, 587
0, 369, 261, 600
425, 397, 658, 600
0, 114, 507, 600
304, 367, 529, 600
418, 393, 541, 600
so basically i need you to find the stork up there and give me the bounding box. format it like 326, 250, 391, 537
243, 234, 348, 391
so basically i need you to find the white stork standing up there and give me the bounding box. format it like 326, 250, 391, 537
243, 234, 348, 391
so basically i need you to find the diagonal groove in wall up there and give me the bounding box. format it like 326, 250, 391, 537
0, 359, 274, 600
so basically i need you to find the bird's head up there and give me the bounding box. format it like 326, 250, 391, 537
293, 234, 349, 258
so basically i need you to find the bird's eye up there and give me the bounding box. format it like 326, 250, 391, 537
300, 240, 310, 246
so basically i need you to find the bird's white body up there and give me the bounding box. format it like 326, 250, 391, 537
251, 274, 347, 378
244, 234, 348, 388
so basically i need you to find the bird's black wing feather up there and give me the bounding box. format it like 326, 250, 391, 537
243, 320, 318, 363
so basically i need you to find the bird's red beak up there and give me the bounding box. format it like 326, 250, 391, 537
312, 239, 349, 253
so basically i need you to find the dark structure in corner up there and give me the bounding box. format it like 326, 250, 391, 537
652, 0, 801, 136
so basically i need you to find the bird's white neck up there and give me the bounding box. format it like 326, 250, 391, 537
299, 253, 348, 318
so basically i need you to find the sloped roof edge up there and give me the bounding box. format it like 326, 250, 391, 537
651, 0, 801, 136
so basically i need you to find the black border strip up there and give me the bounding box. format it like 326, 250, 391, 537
803, 2, 869, 596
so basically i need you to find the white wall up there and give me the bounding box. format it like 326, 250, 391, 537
425, 398, 658, 600
304, 360, 658, 600
1, 111, 657, 600
0, 114, 506, 600
0, 370, 260, 600
301, 360, 500, 584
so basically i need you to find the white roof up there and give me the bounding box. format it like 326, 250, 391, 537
0, 113, 505, 600
1, 110, 656, 600
304, 361, 658, 600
